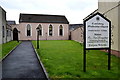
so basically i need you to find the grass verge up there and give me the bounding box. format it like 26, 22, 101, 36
0, 41, 21, 60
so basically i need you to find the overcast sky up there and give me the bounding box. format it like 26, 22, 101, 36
0, 0, 98, 24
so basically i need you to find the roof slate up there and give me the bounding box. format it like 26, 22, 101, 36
7, 21, 16, 25
69, 24, 83, 30
19, 13, 69, 24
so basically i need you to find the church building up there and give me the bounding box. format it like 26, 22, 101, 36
13, 13, 69, 40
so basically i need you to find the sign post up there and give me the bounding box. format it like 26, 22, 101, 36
83, 12, 111, 72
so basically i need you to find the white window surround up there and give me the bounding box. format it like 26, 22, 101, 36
37, 24, 43, 36
48, 24, 54, 36
25, 24, 32, 37
58, 25, 64, 36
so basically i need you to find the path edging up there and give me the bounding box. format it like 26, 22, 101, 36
31, 42, 50, 80
1, 42, 22, 62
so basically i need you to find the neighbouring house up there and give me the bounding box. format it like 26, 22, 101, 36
0, 6, 7, 44
98, 0, 120, 56
13, 13, 69, 40
83, 0, 120, 57
69, 24, 83, 31
69, 24, 84, 43
6, 21, 16, 42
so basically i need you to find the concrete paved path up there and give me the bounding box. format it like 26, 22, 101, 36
2, 41, 47, 79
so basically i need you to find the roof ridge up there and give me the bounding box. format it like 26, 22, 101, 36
20, 13, 65, 17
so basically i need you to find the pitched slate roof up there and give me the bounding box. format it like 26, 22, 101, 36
7, 21, 16, 25
19, 13, 69, 24
69, 24, 83, 30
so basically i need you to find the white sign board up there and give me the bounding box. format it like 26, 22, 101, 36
85, 13, 110, 49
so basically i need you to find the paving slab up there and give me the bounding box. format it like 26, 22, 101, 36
2, 41, 47, 79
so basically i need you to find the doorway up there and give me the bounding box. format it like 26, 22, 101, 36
13, 28, 18, 40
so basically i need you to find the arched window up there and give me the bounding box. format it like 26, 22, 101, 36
59, 25, 63, 36
27, 24, 31, 36
49, 25, 53, 36
2, 26, 5, 37
38, 24, 42, 36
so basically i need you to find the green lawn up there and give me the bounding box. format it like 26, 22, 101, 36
32, 40, 119, 79
0, 41, 21, 60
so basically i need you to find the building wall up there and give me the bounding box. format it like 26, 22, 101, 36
0, 7, 2, 44
14, 23, 69, 40
6, 25, 13, 42
118, 1, 120, 51
0, 7, 7, 44
6, 31, 12, 42
2, 8, 7, 44
71, 27, 84, 43
0, 7, 2, 79
98, 1, 119, 51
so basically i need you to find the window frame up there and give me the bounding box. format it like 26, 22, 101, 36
59, 25, 63, 36
48, 24, 53, 36
2, 26, 5, 38
58, 25, 64, 36
26, 24, 32, 37
37, 24, 43, 36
